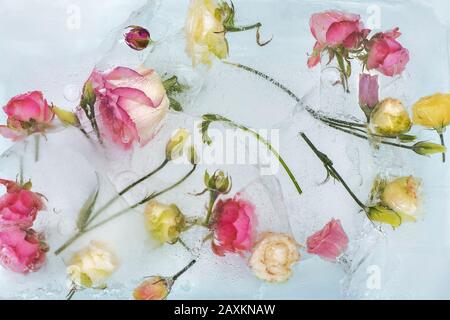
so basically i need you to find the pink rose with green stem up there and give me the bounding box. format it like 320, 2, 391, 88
0, 179, 44, 228
366, 28, 409, 77
0, 91, 54, 141
307, 10, 370, 92
0, 227, 48, 274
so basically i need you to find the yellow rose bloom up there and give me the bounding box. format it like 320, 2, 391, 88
145, 201, 185, 244
412, 93, 450, 131
185, 0, 229, 66
369, 98, 411, 137
381, 176, 421, 221
66, 242, 117, 289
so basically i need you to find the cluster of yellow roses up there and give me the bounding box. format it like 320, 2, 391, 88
369, 94, 450, 153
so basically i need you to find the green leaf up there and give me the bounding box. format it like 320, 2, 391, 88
169, 97, 183, 112
199, 120, 213, 145
77, 177, 100, 231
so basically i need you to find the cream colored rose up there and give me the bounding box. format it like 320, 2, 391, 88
145, 201, 185, 244
249, 232, 300, 282
369, 98, 412, 137
185, 0, 229, 66
67, 242, 117, 289
381, 176, 421, 221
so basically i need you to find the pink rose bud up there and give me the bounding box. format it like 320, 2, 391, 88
0, 91, 54, 141
0, 179, 44, 228
366, 28, 409, 77
359, 74, 379, 109
211, 196, 255, 256
82, 66, 169, 149
133, 276, 171, 300
0, 227, 48, 274
124, 26, 151, 51
307, 219, 349, 262
307, 10, 369, 68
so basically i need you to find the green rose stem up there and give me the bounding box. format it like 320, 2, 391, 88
34, 135, 40, 162
86, 159, 170, 225
222, 61, 425, 151
223, 61, 364, 129
300, 132, 368, 213
438, 131, 446, 163
201, 114, 302, 194
54, 165, 197, 256
171, 259, 197, 282
204, 191, 219, 226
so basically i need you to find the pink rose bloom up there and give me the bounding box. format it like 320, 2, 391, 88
366, 28, 409, 77
0, 227, 48, 274
84, 66, 169, 149
308, 11, 369, 68
211, 197, 255, 256
0, 91, 54, 141
307, 219, 349, 262
359, 73, 379, 109
124, 26, 151, 51
0, 179, 44, 228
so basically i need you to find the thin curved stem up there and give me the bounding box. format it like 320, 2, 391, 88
85, 165, 197, 233
327, 123, 413, 151
226, 22, 261, 33
54, 165, 197, 255
87, 159, 169, 225
300, 133, 367, 211
205, 116, 302, 194
222, 61, 365, 128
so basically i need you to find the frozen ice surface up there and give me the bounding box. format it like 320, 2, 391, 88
0, 0, 450, 299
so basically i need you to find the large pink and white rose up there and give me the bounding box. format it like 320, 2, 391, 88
366, 28, 409, 77
0, 179, 44, 228
306, 219, 349, 262
307, 11, 369, 68
211, 196, 255, 256
0, 227, 48, 274
0, 91, 54, 141
84, 66, 169, 149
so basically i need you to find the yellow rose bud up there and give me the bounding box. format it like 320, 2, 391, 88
66, 242, 117, 289
144, 201, 185, 244
52, 106, 80, 127
412, 141, 447, 156
412, 93, 450, 131
381, 176, 421, 220
185, 0, 229, 66
368, 205, 402, 228
166, 128, 190, 160
369, 98, 412, 137
249, 232, 300, 283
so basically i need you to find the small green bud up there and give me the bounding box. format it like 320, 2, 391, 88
412, 141, 447, 156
